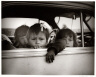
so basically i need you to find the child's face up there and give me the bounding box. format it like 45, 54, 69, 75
50, 32, 56, 40
18, 36, 28, 45
64, 36, 73, 47
28, 32, 47, 48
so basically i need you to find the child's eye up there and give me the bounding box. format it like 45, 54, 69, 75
39, 38, 44, 40
69, 39, 72, 41
50, 36, 53, 38
62, 38, 66, 40
69, 38, 73, 41
31, 38, 36, 40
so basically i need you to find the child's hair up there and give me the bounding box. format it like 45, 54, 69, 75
14, 25, 29, 42
26, 23, 49, 42
56, 28, 78, 47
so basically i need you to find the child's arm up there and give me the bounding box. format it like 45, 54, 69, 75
46, 39, 66, 63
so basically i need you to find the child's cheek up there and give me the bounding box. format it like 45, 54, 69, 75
69, 41, 74, 47
25, 38, 28, 44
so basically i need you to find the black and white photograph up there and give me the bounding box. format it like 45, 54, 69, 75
1, 1, 95, 75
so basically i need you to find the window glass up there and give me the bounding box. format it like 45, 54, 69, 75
55, 16, 94, 33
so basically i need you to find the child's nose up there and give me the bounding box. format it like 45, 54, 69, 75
24, 38, 28, 44
36, 39, 40, 44
66, 39, 69, 44
24, 40, 27, 44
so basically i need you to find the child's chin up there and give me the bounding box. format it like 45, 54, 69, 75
38, 47, 45, 49
33, 46, 44, 49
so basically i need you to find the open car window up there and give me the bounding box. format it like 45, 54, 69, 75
2, 1, 95, 50
2, 18, 53, 48
2, 16, 94, 48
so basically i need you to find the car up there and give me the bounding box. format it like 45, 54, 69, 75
2, 1, 95, 75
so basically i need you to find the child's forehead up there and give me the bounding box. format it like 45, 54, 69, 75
63, 33, 73, 37
30, 32, 46, 36
63, 35, 73, 40
19, 36, 26, 38
67, 36, 73, 38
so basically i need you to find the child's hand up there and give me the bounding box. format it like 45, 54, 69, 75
46, 50, 55, 63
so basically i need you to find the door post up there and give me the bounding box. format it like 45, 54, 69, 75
80, 12, 84, 47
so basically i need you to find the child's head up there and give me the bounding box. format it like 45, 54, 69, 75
56, 28, 78, 47
26, 23, 49, 48
48, 29, 59, 43
14, 25, 29, 47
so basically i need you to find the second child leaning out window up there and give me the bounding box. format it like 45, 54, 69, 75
46, 28, 78, 63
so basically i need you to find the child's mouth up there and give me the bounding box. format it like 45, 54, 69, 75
34, 45, 43, 49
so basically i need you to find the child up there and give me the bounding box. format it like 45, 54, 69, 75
14, 25, 29, 48
46, 28, 78, 63
26, 23, 50, 49
48, 29, 59, 43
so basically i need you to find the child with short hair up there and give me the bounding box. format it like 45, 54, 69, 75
26, 23, 50, 49
46, 28, 78, 63
14, 25, 29, 48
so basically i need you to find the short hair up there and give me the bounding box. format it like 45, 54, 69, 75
56, 28, 78, 47
14, 25, 29, 41
26, 23, 49, 41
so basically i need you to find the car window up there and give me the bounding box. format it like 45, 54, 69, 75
55, 16, 94, 33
